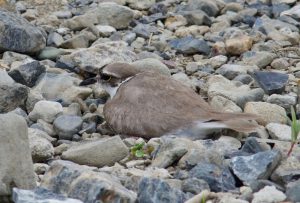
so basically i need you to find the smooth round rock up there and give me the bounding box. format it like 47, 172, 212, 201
53, 115, 83, 140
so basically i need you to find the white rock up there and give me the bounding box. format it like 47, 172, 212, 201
252, 186, 286, 203
29, 100, 63, 123
266, 123, 291, 141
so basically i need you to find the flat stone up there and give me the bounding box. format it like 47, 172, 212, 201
182, 178, 210, 194
169, 36, 210, 55
60, 35, 90, 49
62, 136, 129, 167
29, 100, 63, 123
40, 160, 137, 202
252, 186, 286, 203
252, 71, 289, 95
244, 102, 287, 126
230, 150, 281, 185
0, 113, 36, 199
131, 58, 170, 76
132, 23, 159, 39
209, 95, 242, 113
0, 9, 46, 54
95, 25, 116, 37
266, 123, 291, 141
53, 115, 83, 140
12, 187, 83, 203
216, 64, 259, 80
242, 51, 276, 68
137, 177, 187, 203
266, 94, 296, 110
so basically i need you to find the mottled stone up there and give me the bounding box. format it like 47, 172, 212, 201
225, 35, 253, 55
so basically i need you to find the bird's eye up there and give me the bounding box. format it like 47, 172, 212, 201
101, 74, 111, 81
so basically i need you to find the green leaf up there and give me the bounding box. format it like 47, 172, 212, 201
135, 150, 144, 158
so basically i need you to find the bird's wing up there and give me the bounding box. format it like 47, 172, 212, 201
103, 72, 215, 138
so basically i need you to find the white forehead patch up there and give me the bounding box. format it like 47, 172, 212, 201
102, 76, 133, 99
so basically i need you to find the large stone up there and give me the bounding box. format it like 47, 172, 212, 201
53, 115, 83, 140
207, 75, 264, 107
266, 123, 291, 141
242, 51, 276, 68
62, 136, 129, 167
137, 177, 187, 203
252, 71, 289, 95
252, 186, 286, 203
62, 3, 135, 30
266, 94, 296, 110
169, 36, 211, 55
29, 100, 63, 123
225, 35, 253, 55
0, 113, 36, 199
131, 58, 171, 76
40, 160, 137, 203
230, 150, 281, 185
244, 102, 287, 126
0, 9, 46, 54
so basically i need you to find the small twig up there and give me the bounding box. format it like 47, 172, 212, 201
287, 142, 296, 156
148, 32, 153, 46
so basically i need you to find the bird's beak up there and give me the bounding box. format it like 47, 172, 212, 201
79, 76, 100, 86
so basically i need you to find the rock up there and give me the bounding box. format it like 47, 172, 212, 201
244, 102, 287, 126
271, 156, 300, 186
189, 162, 236, 192
38, 47, 69, 61
47, 32, 64, 47
233, 74, 254, 85
286, 179, 300, 202
33, 73, 92, 105
53, 115, 83, 140
230, 150, 281, 185
266, 123, 291, 141
127, 0, 155, 10
0, 9, 46, 54
0, 82, 28, 113
184, 0, 219, 16
225, 35, 253, 55
28, 128, 54, 162
216, 64, 259, 80
8, 60, 46, 87
62, 136, 129, 167
132, 24, 159, 39
0, 113, 36, 198
172, 72, 196, 89
95, 25, 116, 37
270, 58, 289, 70
12, 187, 83, 203
240, 137, 264, 155
0, 69, 15, 85
34, 163, 49, 175
179, 10, 212, 26
60, 35, 90, 49
41, 160, 137, 202
29, 100, 63, 123
242, 51, 276, 68
57, 41, 136, 74
137, 177, 187, 203
252, 71, 289, 95
26, 90, 44, 113
209, 95, 243, 113
165, 15, 187, 31
266, 94, 296, 110
169, 36, 210, 55
252, 186, 286, 203
131, 58, 170, 76
207, 75, 264, 107
62, 3, 134, 30
182, 178, 210, 194
281, 4, 300, 21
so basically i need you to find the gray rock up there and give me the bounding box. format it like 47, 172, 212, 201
60, 35, 90, 49
62, 136, 129, 167
0, 82, 28, 113
0, 113, 36, 198
189, 162, 236, 192
182, 178, 210, 194
95, 25, 116, 37
242, 51, 276, 68
286, 179, 300, 202
132, 24, 159, 39
34, 163, 49, 175
41, 160, 137, 203
240, 137, 264, 155
37, 47, 70, 61
127, 0, 156, 10
184, 0, 219, 17
137, 177, 187, 203
252, 186, 286, 203
207, 75, 264, 108
29, 100, 63, 123
216, 64, 259, 80
131, 58, 171, 76
209, 96, 242, 113
281, 4, 300, 21
233, 74, 254, 85
266, 123, 291, 141
28, 128, 54, 162
179, 10, 212, 26
230, 150, 282, 185
0, 69, 15, 85
53, 115, 83, 140
169, 36, 211, 55
13, 187, 83, 203
47, 32, 64, 47
8, 60, 46, 87
26, 90, 44, 113
266, 94, 296, 109
62, 3, 134, 30
0, 9, 46, 54
271, 58, 289, 70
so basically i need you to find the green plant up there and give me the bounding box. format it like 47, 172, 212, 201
130, 142, 145, 158
288, 106, 300, 156
201, 194, 206, 203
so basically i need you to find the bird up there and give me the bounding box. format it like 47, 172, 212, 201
80, 63, 258, 140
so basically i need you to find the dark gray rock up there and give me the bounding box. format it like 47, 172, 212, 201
249, 180, 284, 193
169, 36, 210, 55
180, 10, 212, 26
133, 24, 160, 39
233, 74, 254, 84
0, 83, 28, 113
252, 71, 289, 95
41, 160, 137, 203
182, 178, 210, 194
0, 9, 46, 54
184, 0, 219, 17
12, 187, 83, 203
8, 61, 46, 87
286, 180, 300, 202
53, 115, 83, 140
230, 150, 282, 185
241, 137, 264, 154
137, 177, 187, 203
189, 162, 236, 192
